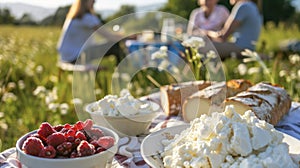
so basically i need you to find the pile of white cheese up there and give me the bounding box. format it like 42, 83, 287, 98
162, 105, 298, 168
90, 89, 154, 116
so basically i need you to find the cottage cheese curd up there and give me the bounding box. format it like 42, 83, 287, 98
90, 89, 154, 116
162, 105, 298, 168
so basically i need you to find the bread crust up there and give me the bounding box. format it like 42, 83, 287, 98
225, 82, 292, 125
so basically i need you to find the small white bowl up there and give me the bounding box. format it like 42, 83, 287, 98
16, 126, 119, 168
85, 101, 161, 137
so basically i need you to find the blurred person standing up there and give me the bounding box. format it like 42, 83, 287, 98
57, 0, 122, 64
203, 0, 262, 59
187, 0, 230, 35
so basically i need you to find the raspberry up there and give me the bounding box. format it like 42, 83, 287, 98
62, 141, 73, 149
74, 138, 82, 145
85, 128, 104, 141
56, 142, 73, 156
29, 133, 42, 139
97, 136, 114, 149
96, 146, 106, 153
77, 140, 95, 157
73, 119, 93, 131
67, 136, 75, 142
83, 119, 93, 130
64, 128, 75, 143
70, 151, 78, 158
46, 132, 66, 147
89, 140, 99, 148
53, 125, 64, 132
65, 129, 76, 137
37, 122, 56, 140
39, 146, 56, 158
59, 128, 69, 134
22, 137, 44, 156
56, 144, 64, 154
64, 123, 72, 129
75, 131, 86, 141
73, 121, 84, 131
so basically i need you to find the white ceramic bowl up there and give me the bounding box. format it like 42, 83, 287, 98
85, 101, 161, 137
16, 126, 119, 168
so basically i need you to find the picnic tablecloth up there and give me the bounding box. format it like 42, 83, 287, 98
1, 93, 300, 168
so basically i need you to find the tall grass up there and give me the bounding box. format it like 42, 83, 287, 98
257, 22, 300, 54
0, 24, 300, 150
0, 26, 89, 150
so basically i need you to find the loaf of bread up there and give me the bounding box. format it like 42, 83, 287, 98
182, 79, 253, 122
225, 82, 291, 125
160, 80, 212, 116
226, 79, 253, 97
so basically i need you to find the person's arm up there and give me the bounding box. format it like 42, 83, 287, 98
207, 18, 241, 42
187, 8, 209, 36
206, 3, 251, 42
93, 25, 122, 42
81, 14, 123, 42
187, 9, 197, 36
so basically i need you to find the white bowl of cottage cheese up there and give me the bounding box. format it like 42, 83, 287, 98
141, 105, 300, 168
85, 90, 161, 137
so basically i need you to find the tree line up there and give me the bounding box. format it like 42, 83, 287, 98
0, 0, 299, 28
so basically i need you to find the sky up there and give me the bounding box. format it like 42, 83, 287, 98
0, 0, 299, 11
292, 0, 300, 11
0, 0, 168, 10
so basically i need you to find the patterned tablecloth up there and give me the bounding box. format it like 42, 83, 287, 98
1, 93, 300, 168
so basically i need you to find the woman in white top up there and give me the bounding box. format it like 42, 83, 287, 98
187, 0, 230, 35
57, 0, 121, 64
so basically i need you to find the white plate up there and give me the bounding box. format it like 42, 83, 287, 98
140, 124, 189, 168
141, 124, 300, 168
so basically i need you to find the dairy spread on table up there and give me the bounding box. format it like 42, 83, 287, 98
161, 105, 298, 168
90, 89, 154, 116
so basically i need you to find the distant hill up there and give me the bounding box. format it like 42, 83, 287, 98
136, 2, 165, 12
97, 2, 166, 20
97, 9, 116, 19
0, 3, 56, 21
96, 2, 165, 19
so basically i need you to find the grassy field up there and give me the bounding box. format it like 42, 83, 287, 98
0, 24, 300, 150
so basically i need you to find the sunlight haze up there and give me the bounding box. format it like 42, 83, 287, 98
0, 0, 168, 10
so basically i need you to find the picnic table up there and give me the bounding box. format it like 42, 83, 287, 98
1, 92, 300, 168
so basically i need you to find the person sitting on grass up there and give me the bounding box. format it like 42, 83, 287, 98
187, 0, 230, 35
57, 0, 123, 64
201, 0, 262, 60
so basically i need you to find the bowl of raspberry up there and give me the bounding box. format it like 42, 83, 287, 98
16, 119, 119, 168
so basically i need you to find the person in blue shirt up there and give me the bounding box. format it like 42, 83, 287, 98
202, 0, 262, 59
57, 0, 122, 64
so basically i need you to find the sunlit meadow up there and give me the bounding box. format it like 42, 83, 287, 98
0, 24, 300, 150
